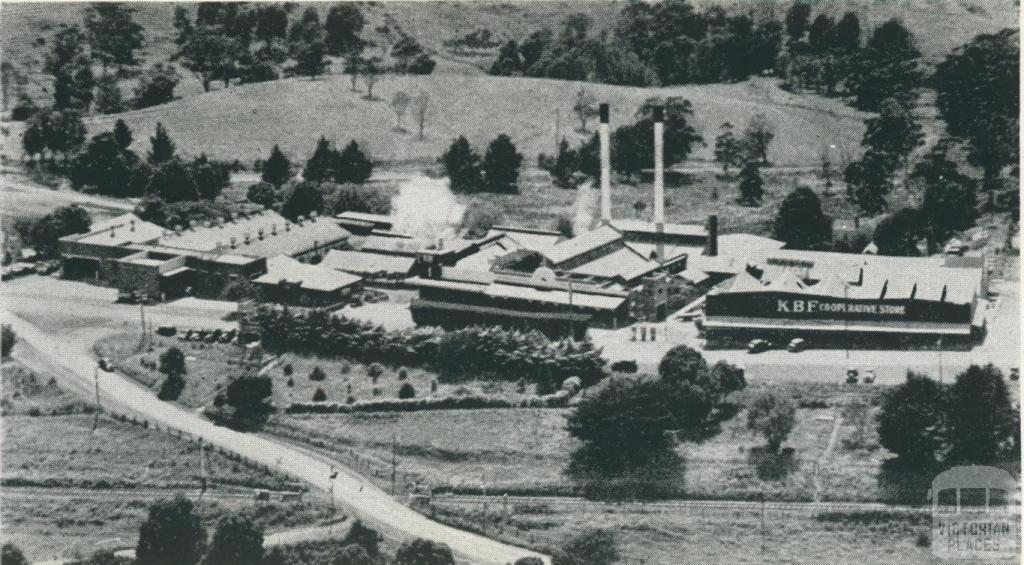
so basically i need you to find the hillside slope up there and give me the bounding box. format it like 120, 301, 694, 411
84, 74, 870, 168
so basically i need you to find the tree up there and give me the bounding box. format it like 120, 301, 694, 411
934, 29, 1019, 200
343, 54, 364, 92
46, 25, 95, 111
490, 40, 522, 75
784, 3, 811, 43
332, 545, 373, 565
392, 37, 430, 73
914, 142, 977, 247
159, 347, 187, 376
773, 186, 832, 249
483, 134, 523, 193
11, 93, 38, 122
262, 145, 292, 187
46, 110, 87, 163
17, 204, 92, 257
175, 23, 242, 92
288, 12, 330, 79
147, 160, 199, 203
945, 365, 1018, 465
572, 88, 598, 132
1, 325, 16, 358
410, 90, 430, 140
862, 98, 923, 166
808, 14, 836, 53
70, 132, 138, 197
148, 123, 177, 165
254, 5, 289, 43
713, 122, 743, 173
281, 180, 324, 220
336, 141, 373, 184
21, 110, 49, 161
845, 150, 896, 216
113, 120, 133, 151
189, 154, 231, 200
247, 181, 277, 209
303, 136, 340, 183
158, 372, 186, 401
873, 207, 922, 256
658, 345, 708, 386
341, 520, 379, 557
878, 372, 945, 466
327, 183, 391, 215
84, 3, 145, 73
391, 91, 412, 132
736, 161, 763, 205
398, 382, 415, 399
204, 515, 263, 565
94, 75, 125, 114
133, 63, 180, 109
394, 538, 454, 565
361, 56, 384, 100
309, 366, 326, 381
136, 496, 206, 565
552, 529, 618, 565
847, 20, 922, 111
546, 138, 578, 189
440, 136, 483, 193
742, 113, 775, 164
1, 543, 28, 565
325, 3, 365, 55
834, 12, 861, 51
223, 375, 274, 430
747, 392, 796, 452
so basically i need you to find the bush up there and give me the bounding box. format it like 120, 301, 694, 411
286, 389, 571, 414
283, 364, 293, 376
367, 363, 384, 379
309, 366, 326, 381
312, 388, 327, 402
394, 538, 454, 565
157, 373, 186, 401
1, 543, 29, 565
341, 520, 379, 556
1, 324, 16, 357
398, 368, 408, 380
552, 529, 618, 565
398, 383, 416, 399
286, 378, 294, 387
610, 360, 638, 373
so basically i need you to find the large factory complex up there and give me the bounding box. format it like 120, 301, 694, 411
58, 104, 988, 350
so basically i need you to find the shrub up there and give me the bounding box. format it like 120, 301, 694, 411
372, 387, 381, 397
367, 363, 384, 379
1, 324, 17, 357
398, 368, 408, 380
610, 360, 638, 373
286, 378, 294, 387
430, 380, 438, 393
309, 366, 326, 381
399, 383, 416, 399
747, 392, 796, 453
283, 363, 293, 376
341, 520, 379, 556
1, 543, 29, 565
340, 363, 351, 375
313, 388, 327, 402
157, 373, 186, 401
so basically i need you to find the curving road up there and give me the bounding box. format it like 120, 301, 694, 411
2, 291, 547, 564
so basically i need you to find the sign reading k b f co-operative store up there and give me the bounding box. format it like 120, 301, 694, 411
705, 292, 970, 324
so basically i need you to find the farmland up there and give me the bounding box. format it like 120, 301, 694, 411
0, 359, 341, 562
273, 380, 895, 504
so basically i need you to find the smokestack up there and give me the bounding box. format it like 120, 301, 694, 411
653, 106, 665, 261
704, 215, 718, 257
599, 103, 611, 223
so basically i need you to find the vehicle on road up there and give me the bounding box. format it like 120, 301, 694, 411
863, 369, 876, 384
846, 368, 859, 384
97, 357, 113, 371
787, 338, 806, 352
1011, 368, 1019, 381
747, 338, 771, 353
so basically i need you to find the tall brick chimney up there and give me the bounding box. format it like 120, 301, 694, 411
653, 106, 665, 261
599, 103, 611, 223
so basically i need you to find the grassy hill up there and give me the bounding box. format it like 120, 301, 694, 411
85, 73, 870, 168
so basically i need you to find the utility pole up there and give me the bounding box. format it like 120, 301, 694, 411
391, 433, 398, 497
329, 466, 338, 511
760, 483, 767, 557
567, 278, 574, 339
554, 109, 561, 154
92, 366, 101, 431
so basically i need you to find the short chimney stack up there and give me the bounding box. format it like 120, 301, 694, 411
599, 103, 611, 223
704, 215, 718, 257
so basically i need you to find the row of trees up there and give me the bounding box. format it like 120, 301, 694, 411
491, 5, 782, 86
439, 135, 524, 194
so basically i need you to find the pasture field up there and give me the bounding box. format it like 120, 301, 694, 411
274, 380, 895, 504
421, 499, 963, 565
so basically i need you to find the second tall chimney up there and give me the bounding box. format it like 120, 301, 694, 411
653, 106, 665, 261
599, 103, 611, 223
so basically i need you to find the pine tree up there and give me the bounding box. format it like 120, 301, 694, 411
262, 145, 292, 187
713, 122, 743, 173
440, 136, 483, 193
113, 119, 133, 150
147, 122, 176, 165
483, 134, 523, 193
736, 161, 764, 205
303, 136, 340, 183
773, 186, 833, 249
336, 140, 373, 183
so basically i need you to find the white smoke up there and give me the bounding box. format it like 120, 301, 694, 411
386, 173, 466, 241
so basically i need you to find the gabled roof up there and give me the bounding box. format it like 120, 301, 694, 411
66, 214, 163, 247
155, 210, 348, 258
764, 269, 807, 293
255, 255, 361, 292
320, 249, 417, 276
725, 269, 767, 293
545, 225, 622, 266
486, 226, 563, 254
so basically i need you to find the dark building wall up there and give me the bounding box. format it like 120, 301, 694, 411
112, 262, 162, 298
705, 291, 973, 325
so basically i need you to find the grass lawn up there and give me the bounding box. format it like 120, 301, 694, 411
274, 380, 895, 503
456, 169, 580, 233
95, 333, 545, 410
422, 498, 978, 565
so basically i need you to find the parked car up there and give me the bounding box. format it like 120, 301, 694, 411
97, 357, 113, 371
156, 325, 176, 337
1010, 368, 1020, 381
787, 338, 806, 352
863, 369, 876, 384
846, 368, 859, 384
747, 339, 771, 353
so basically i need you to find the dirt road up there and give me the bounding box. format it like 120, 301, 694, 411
2, 278, 547, 565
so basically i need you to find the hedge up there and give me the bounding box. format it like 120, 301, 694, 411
285, 389, 572, 414
251, 306, 606, 389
